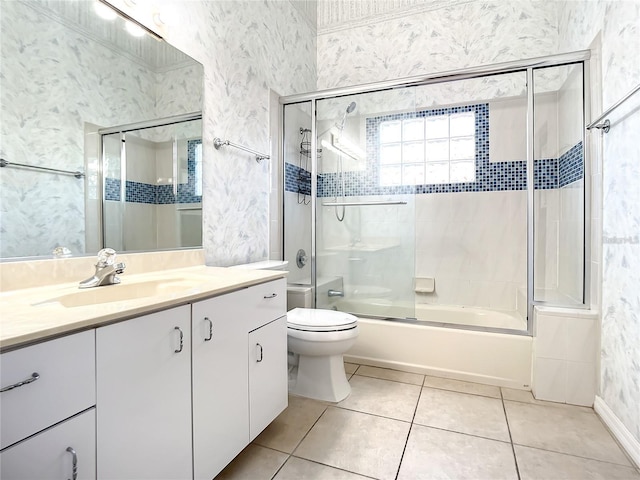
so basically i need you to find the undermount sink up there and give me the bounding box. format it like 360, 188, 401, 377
35, 277, 206, 308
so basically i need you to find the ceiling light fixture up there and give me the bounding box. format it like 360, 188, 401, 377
94, 1, 117, 20
125, 20, 145, 37
95, 0, 164, 41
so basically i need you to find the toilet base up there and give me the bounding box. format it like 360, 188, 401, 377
288, 353, 351, 402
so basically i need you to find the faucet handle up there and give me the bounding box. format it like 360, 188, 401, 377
96, 248, 117, 267
114, 262, 126, 274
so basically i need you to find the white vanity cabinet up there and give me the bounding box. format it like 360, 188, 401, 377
248, 315, 288, 440
0, 330, 96, 480
191, 278, 287, 479
96, 305, 192, 480
0, 275, 287, 480
192, 290, 250, 480
241, 278, 288, 440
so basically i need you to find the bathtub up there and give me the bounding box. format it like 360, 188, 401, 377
337, 299, 527, 331
345, 317, 532, 389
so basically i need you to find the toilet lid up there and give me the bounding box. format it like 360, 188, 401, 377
287, 308, 358, 332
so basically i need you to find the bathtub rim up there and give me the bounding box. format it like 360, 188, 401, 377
337, 312, 532, 337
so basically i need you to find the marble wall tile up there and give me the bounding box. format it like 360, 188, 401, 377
0, 0, 158, 258
126, 0, 318, 267
317, 0, 558, 89
559, 0, 640, 443
0, 0, 208, 259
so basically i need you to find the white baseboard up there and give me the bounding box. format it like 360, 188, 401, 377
594, 395, 640, 468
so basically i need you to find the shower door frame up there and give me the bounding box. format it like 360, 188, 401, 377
280, 50, 592, 336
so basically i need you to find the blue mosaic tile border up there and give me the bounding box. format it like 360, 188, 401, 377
559, 141, 584, 187
285, 162, 311, 196
285, 103, 584, 196
104, 139, 202, 204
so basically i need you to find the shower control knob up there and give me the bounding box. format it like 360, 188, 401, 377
296, 249, 308, 268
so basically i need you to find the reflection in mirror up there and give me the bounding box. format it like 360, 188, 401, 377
99, 117, 203, 252
0, 0, 204, 259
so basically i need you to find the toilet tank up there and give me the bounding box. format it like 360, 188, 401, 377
287, 285, 312, 309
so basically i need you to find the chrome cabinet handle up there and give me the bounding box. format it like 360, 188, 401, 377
0, 372, 40, 393
174, 326, 184, 353
204, 317, 213, 342
66, 446, 77, 480
256, 343, 263, 362
263, 293, 277, 299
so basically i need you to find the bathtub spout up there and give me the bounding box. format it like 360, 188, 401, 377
328, 289, 344, 297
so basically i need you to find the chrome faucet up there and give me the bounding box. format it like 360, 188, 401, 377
79, 248, 126, 289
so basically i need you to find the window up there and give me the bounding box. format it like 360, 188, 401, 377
378, 111, 476, 186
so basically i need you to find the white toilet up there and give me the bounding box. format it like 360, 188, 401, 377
287, 308, 358, 402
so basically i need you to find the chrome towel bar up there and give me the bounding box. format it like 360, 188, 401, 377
213, 137, 270, 163
586, 83, 640, 133
0, 158, 84, 179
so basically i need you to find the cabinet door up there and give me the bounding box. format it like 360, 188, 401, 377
0, 409, 96, 480
96, 306, 192, 480
192, 291, 249, 480
248, 316, 288, 440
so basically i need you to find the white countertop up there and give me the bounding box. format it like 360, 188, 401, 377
0, 266, 286, 351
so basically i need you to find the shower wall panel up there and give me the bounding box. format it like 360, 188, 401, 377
414, 190, 526, 311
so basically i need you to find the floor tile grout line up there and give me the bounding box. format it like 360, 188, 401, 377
511, 442, 640, 469
267, 403, 333, 480
421, 384, 502, 400
289, 454, 380, 479
334, 402, 417, 424
289, 403, 331, 457
394, 378, 426, 480
353, 372, 425, 387
412, 423, 513, 445
501, 387, 522, 480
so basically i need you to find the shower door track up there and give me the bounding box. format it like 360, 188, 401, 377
280, 51, 590, 104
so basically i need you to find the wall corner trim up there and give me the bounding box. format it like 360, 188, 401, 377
594, 395, 640, 468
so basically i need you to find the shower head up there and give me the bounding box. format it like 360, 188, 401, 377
338, 101, 357, 132
317, 101, 358, 137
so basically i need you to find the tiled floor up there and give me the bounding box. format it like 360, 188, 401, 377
216, 364, 640, 480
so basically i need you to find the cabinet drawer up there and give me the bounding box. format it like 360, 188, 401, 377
0, 330, 96, 449
243, 278, 286, 332
1, 408, 96, 480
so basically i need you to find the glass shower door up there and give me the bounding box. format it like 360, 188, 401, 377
315, 91, 417, 319
532, 63, 586, 306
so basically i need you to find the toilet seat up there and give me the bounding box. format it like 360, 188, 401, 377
287, 308, 357, 332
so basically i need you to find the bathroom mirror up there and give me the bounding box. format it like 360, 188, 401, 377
0, 0, 204, 259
